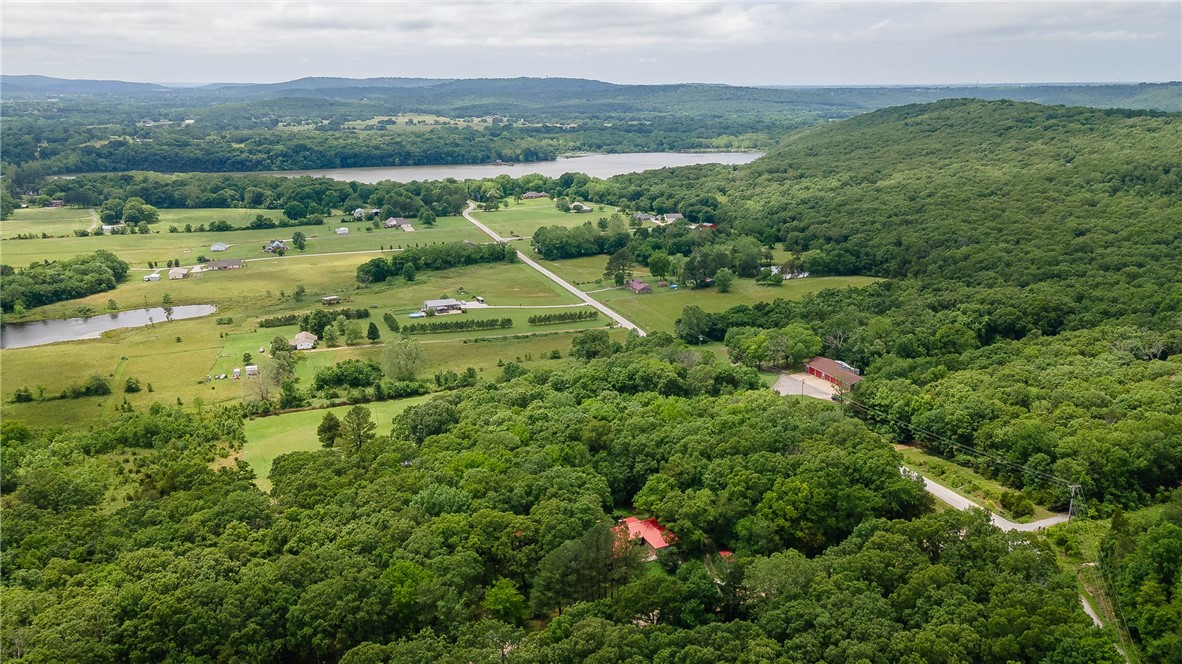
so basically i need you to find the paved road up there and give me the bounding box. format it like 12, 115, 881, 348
1080, 595, 1103, 627
914, 471, 1070, 532
462, 202, 646, 336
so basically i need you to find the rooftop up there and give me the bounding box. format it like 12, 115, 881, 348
619, 516, 674, 550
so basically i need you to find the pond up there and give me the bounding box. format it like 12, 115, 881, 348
1, 305, 218, 349
249, 151, 764, 183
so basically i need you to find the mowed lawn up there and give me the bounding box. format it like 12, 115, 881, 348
473, 199, 621, 239
593, 275, 884, 334
0, 210, 485, 266
0, 206, 96, 239
242, 395, 433, 491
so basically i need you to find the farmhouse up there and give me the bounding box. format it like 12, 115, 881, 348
615, 517, 675, 560
633, 213, 656, 221
662, 213, 684, 222
168, 267, 188, 280
805, 357, 864, 390
521, 191, 549, 199
206, 259, 244, 270
626, 279, 652, 294
336, 227, 349, 235
423, 298, 464, 314
321, 296, 341, 306
143, 273, 161, 282
384, 217, 411, 228
291, 331, 318, 350
263, 239, 287, 253
570, 202, 593, 213
210, 242, 229, 252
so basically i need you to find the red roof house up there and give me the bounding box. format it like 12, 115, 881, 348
626, 279, 653, 294
615, 517, 676, 559
805, 356, 864, 389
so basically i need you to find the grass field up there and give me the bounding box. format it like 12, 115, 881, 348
0, 210, 485, 267
896, 445, 1056, 522
0, 206, 96, 239
473, 199, 622, 239
592, 275, 883, 334
241, 395, 433, 490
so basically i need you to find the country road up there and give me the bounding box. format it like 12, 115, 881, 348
462, 202, 646, 336
914, 471, 1070, 532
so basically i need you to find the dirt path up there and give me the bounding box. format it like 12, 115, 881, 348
88, 208, 100, 232
462, 202, 645, 336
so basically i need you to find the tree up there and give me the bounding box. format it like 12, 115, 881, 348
402, 263, 417, 282
570, 329, 612, 360
318, 411, 342, 448
283, 201, 307, 220
603, 247, 636, 282
384, 338, 424, 381
323, 326, 339, 348
339, 405, 376, 453
292, 231, 307, 251
419, 209, 436, 226
367, 322, 381, 342
714, 268, 735, 293
782, 323, 822, 368
647, 251, 672, 280
483, 578, 527, 625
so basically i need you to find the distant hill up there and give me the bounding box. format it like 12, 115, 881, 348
0, 74, 170, 95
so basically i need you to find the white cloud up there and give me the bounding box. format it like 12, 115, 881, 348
1, 1, 1177, 84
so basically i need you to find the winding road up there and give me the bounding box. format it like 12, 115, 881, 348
913, 471, 1070, 532
462, 202, 646, 336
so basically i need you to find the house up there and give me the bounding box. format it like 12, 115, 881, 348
423, 298, 464, 314
384, 217, 411, 228
206, 259, 244, 270
321, 296, 341, 306
521, 191, 549, 199
168, 267, 188, 280
570, 202, 593, 213
626, 279, 652, 294
336, 227, 349, 235
633, 213, 656, 221
143, 272, 161, 282
244, 365, 259, 377
47, 199, 64, 208
662, 213, 684, 222
701, 222, 718, 229
263, 239, 288, 253
615, 517, 676, 560
805, 357, 864, 390
291, 331, 318, 350
210, 242, 229, 252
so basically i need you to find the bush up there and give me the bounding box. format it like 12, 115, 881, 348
403, 318, 513, 335
124, 377, 142, 393
528, 310, 599, 326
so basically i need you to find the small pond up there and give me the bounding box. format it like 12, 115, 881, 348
1, 305, 218, 349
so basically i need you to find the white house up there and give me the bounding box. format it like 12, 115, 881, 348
336, 227, 349, 235
168, 267, 188, 280
291, 331, 318, 350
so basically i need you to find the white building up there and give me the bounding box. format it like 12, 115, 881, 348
143, 273, 161, 282
336, 227, 349, 235
168, 267, 188, 280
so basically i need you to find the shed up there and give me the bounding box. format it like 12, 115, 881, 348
805, 357, 864, 390
210, 242, 229, 252
244, 365, 259, 376
321, 296, 341, 306
168, 267, 188, 280
336, 227, 349, 235
143, 273, 161, 282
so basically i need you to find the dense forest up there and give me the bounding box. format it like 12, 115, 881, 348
2, 76, 1178, 179
0, 339, 1120, 662
0, 250, 130, 313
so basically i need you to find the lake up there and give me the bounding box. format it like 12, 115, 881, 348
251, 151, 763, 183
1, 305, 218, 349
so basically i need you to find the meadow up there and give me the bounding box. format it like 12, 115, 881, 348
0, 205, 96, 239
592, 275, 883, 334
472, 198, 622, 239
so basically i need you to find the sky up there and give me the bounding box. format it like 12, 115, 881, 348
2, 1, 1179, 86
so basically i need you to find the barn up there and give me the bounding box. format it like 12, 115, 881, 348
805, 357, 864, 390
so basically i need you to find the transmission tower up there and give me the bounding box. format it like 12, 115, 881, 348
1067, 484, 1084, 521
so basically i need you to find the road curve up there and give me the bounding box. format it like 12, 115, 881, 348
462, 202, 646, 336
913, 471, 1070, 532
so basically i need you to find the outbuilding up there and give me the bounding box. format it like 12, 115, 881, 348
210, 242, 229, 252
168, 267, 188, 280
423, 298, 464, 314
336, 227, 349, 235
143, 272, 161, 282
805, 357, 864, 390
321, 296, 341, 306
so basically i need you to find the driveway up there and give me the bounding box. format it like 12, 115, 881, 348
461, 202, 646, 336
772, 372, 837, 400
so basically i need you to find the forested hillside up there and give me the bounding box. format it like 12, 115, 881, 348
0, 340, 1119, 662
675, 100, 1182, 512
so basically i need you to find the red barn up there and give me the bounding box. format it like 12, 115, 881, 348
805, 357, 864, 390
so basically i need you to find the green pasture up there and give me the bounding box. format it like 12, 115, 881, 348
242, 395, 432, 490
592, 275, 883, 334
473, 199, 621, 239
0, 206, 96, 239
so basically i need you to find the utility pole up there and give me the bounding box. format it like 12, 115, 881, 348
1067, 484, 1083, 521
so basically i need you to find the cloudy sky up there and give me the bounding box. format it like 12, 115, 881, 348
2, 1, 1178, 86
